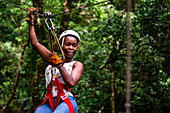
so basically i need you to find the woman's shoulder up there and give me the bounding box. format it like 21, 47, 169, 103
73, 61, 83, 67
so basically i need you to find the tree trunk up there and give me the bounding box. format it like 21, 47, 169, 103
110, 71, 115, 113
125, 0, 132, 113
59, 0, 73, 34
33, 0, 46, 44
29, 0, 47, 112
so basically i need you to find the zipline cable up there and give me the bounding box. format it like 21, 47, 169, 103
0, 0, 44, 17
51, 0, 110, 17
1, 0, 28, 10
1, 0, 110, 18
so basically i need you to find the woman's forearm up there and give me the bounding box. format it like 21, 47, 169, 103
29, 24, 51, 61
59, 62, 83, 88
59, 66, 76, 88
29, 24, 38, 46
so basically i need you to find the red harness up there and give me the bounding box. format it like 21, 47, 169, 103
36, 72, 74, 113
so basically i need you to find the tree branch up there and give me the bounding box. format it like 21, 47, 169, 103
10, 14, 18, 26
1, 39, 30, 113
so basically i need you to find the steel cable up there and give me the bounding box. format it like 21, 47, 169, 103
0, 0, 44, 17
51, 0, 110, 17
1, 0, 110, 18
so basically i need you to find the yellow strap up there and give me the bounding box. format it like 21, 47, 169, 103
49, 32, 54, 52
53, 73, 57, 78
49, 29, 65, 68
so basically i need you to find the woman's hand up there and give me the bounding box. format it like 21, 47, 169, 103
49, 52, 63, 68
26, 7, 36, 25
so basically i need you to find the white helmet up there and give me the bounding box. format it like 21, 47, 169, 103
59, 30, 81, 47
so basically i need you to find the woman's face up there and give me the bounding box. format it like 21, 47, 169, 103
63, 36, 78, 61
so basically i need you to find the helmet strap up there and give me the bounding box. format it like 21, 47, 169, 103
61, 37, 65, 48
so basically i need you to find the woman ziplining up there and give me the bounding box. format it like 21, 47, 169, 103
26, 7, 83, 113
1, 0, 111, 112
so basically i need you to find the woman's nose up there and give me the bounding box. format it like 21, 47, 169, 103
69, 45, 73, 49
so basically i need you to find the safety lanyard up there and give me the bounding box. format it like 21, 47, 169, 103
44, 12, 65, 66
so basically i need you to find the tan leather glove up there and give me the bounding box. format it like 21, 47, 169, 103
49, 52, 63, 68
26, 7, 36, 25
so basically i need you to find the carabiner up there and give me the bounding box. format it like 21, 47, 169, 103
44, 12, 55, 30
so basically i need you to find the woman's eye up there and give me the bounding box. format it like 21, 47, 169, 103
64, 43, 77, 47
65, 43, 69, 46
73, 44, 77, 47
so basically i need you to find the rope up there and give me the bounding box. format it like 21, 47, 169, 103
50, 29, 66, 66
1, 0, 110, 17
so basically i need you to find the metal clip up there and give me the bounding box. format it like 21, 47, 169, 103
44, 12, 55, 30
44, 12, 52, 18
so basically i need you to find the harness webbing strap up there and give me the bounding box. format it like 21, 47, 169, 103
54, 73, 74, 113
36, 81, 55, 111
46, 81, 55, 111
36, 71, 74, 113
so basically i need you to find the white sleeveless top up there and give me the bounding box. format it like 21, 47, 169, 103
45, 61, 76, 97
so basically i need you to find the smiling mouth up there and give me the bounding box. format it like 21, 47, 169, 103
67, 51, 73, 53
67, 52, 74, 55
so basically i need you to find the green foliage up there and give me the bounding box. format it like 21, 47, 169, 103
0, 0, 169, 113
130, 1, 170, 113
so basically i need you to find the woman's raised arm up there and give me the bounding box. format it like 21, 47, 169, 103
29, 24, 51, 62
